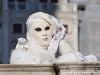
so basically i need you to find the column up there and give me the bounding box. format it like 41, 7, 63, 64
1, 0, 9, 64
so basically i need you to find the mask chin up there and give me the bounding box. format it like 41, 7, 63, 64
38, 43, 49, 50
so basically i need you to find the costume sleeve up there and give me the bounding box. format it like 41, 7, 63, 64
48, 25, 66, 54
10, 49, 39, 64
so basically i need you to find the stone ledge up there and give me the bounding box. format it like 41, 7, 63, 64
0, 64, 53, 71
0, 62, 100, 75
0, 64, 55, 75
58, 62, 100, 75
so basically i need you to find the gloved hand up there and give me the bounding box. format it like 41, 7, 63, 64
84, 55, 97, 62
15, 38, 28, 51
75, 52, 98, 62
48, 25, 66, 54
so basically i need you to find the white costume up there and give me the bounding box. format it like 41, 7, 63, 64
10, 12, 97, 64
10, 12, 57, 64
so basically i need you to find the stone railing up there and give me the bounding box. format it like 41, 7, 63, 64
0, 62, 100, 75
0, 64, 55, 75
59, 62, 100, 75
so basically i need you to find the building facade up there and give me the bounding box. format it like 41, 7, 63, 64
0, 0, 100, 63
69, 0, 100, 61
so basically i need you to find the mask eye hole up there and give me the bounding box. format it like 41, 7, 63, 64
45, 26, 50, 31
35, 28, 41, 31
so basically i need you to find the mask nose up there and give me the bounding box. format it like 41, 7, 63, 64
42, 30, 47, 36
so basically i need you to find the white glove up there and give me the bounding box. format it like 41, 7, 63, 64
84, 55, 97, 62
75, 52, 98, 62
48, 25, 66, 54
15, 38, 28, 51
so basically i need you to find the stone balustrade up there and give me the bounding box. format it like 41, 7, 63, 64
59, 62, 100, 75
0, 62, 100, 75
0, 64, 55, 75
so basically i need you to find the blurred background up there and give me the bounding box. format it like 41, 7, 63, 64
0, 0, 100, 64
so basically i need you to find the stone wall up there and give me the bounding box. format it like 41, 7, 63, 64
0, 63, 100, 75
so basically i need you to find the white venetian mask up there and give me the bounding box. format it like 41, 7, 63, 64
28, 19, 53, 49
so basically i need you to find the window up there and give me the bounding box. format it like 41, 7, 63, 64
67, 0, 70, 3
41, 4, 47, 10
8, 0, 15, 9
13, 23, 22, 33
17, 0, 26, 10
0, 23, 1, 28
50, 4, 57, 11
78, 5, 85, 11
39, 0, 47, 3
0, 2, 1, 9
79, 19, 82, 23
18, 3, 25, 10
8, 0, 14, 2
51, 0, 58, 3
8, 3, 15, 9
24, 24, 27, 33
17, 0, 26, 2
